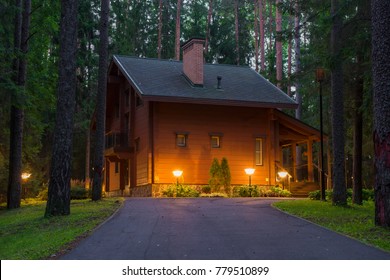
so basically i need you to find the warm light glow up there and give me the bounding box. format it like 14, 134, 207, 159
172, 170, 183, 177
21, 173, 32, 180
244, 168, 255, 176
278, 171, 288, 178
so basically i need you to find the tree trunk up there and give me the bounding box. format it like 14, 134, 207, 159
254, 0, 259, 72
85, 126, 91, 189
157, 0, 163, 59
330, 0, 347, 206
45, 0, 79, 216
372, 0, 390, 226
234, 0, 240, 65
268, 0, 273, 53
294, 0, 301, 120
175, 0, 182, 61
7, 0, 30, 209
294, 0, 302, 181
205, 0, 213, 56
275, 0, 282, 89
91, 0, 109, 201
352, 66, 363, 205
259, 0, 265, 71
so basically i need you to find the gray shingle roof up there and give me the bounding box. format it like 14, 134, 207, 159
113, 55, 297, 108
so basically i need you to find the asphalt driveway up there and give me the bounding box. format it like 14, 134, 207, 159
61, 198, 390, 260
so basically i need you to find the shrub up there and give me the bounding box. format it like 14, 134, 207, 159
208, 158, 222, 192
36, 185, 90, 201
201, 185, 211, 194
162, 184, 200, 197
265, 186, 292, 197
200, 192, 228, 198
70, 186, 89, 200
233, 185, 291, 197
37, 187, 48, 201
220, 157, 231, 193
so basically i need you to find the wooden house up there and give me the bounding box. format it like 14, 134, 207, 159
100, 38, 322, 196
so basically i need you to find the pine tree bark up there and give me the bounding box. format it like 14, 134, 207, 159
254, 0, 259, 72
330, 0, 347, 206
294, 0, 302, 180
372, 0, 390, 226
259, 0, 265, 71
91, 0, 109, 201
205, 0, 213, 56
175, 0, 182, 61
45, 0, 78, 216
157, 0, 163, 59
275, 0, 282, 89
234, 0, 240, 65
85, 127, 91, 189
7, 0, 30, 209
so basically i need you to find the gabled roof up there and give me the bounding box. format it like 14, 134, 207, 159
112, 55, 297, 109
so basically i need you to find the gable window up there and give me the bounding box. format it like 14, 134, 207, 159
175, 133, 188, 147
255, 138, 263, 166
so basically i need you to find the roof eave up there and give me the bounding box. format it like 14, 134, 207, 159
142, 95, 298, 109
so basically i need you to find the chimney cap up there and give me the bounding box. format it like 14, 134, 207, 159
181, 37, 205, 50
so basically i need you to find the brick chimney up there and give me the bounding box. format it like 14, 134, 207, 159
181, 38, 205, 87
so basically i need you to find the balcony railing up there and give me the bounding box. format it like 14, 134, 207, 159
105, 131, 129, 149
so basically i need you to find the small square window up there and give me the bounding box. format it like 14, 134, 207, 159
211, 136, 220, 148
176, 134, 186, 147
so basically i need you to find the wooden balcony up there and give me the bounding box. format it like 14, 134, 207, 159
105, 131, 133, 159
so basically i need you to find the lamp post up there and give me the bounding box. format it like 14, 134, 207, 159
244, 168, 255, 187
316, 68, 326, 201
172, 170, 183, 186
21, 172, 32, 198
278, 171, 288, 190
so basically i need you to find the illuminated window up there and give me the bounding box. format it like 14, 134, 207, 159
255, 138, 263, 166
176, 134, 187, 147
211, 135, 220, 148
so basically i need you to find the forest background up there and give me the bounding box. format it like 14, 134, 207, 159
0, 0, 372, 203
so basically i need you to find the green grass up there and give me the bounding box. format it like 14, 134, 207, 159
273, 199, 390, 252
0, 198, 124, 259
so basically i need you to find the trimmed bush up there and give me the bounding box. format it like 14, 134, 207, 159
201, 185, 211, 194
70, 186, 89, 200
162, 184, 200, 197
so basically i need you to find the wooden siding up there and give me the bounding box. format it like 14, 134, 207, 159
107, 160, 120, 191
153, 102, 272, 185
134, 101, 150, 185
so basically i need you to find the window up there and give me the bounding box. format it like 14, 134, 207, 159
255, 138, 263, 166
115, 162, 119, 173
211, 135, 220, 148
176, 134, 187, 147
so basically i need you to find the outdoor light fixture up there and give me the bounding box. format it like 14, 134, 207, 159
244, 168, 255, 187
21, 173, 32, 180
316, 67, 326, 201
278, 171, 289, 190
277, 171, 288, 178
172, 170, 183, 185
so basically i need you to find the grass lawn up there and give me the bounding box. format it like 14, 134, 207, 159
0, 198, 124, 260
273, 199, 390, 252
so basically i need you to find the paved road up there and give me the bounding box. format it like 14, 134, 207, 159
61, 198, 390, 260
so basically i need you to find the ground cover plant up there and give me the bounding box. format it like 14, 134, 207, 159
273, 199, 390, 252
0, 198, 123, 259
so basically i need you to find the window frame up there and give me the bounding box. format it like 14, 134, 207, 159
175, 133, 188, 147
255, 137, 264, 166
